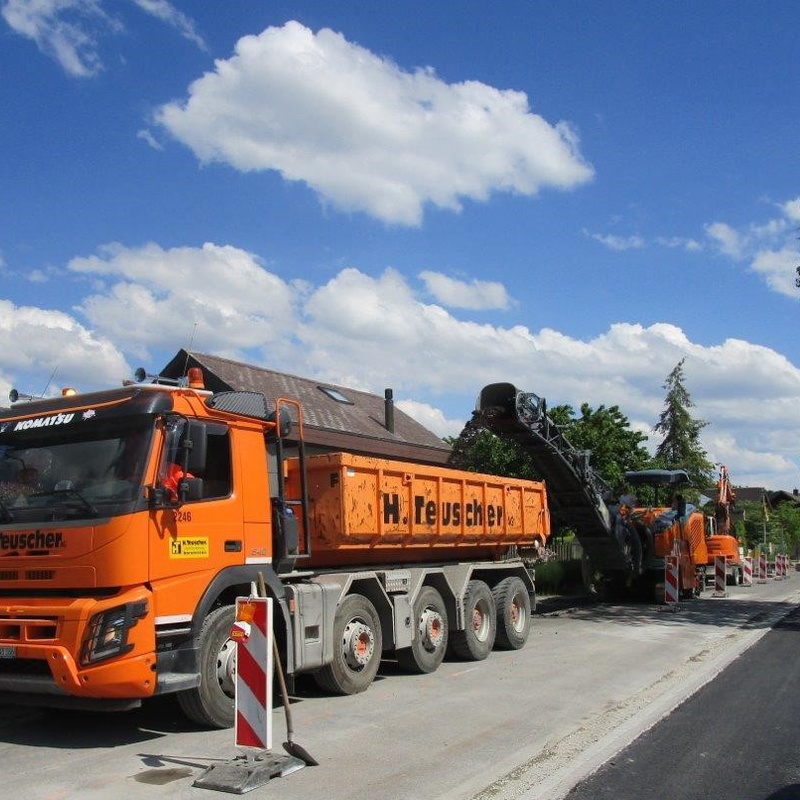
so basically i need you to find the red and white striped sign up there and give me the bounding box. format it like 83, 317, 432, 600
233, 596, 273, 751
742, 556, 753, 586
713, 556, 727, 597
664, 556, 679, 605
757, 552, 767, 583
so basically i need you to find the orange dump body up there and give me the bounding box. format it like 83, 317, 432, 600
287, 453, 550, 567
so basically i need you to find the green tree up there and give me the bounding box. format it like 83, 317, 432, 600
767, 502, 800, 558
448, 402, 649, 495
555, 402, 649, 492
652, 358, 714, 490
445, 415, 540, 481
736, 499, 768, 552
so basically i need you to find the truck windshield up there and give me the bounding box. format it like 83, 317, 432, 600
0, 417, 153, 523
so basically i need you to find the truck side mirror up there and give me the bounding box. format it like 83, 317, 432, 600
267, 406, 292, 439
183, 420, 208, 473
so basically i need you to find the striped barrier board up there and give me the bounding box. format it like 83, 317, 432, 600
757, 553, 767, 584
665, 556, 679, 606
713, 555, 727, 597
232, 596, 273, 751
742, 556, 753, 586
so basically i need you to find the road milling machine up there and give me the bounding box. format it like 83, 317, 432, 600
476, 383, 707, 600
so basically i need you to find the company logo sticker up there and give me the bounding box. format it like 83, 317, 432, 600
170, 537, 209, 559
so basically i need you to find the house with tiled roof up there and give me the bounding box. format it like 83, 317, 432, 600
733, 486, 800, 511
160, 350, 452, 466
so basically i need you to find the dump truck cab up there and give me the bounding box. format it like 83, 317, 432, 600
0, 376, 290, 717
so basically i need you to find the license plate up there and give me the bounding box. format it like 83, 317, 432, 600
0, 646, 15, 659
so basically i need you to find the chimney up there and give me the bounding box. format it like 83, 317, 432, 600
384, 389, 395, 434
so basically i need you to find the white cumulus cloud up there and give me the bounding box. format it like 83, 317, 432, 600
0, 299, 129, 398
2, 245, 800, 489
705, 197, 800, 298
705, 222, 744, 259
419, 271, 510, 310
586, 231, 645, 251
395, 399, 465, 439
155, 21, 594, 226
68, 242, 299, 361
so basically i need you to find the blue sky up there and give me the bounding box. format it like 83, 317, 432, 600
1, 1, 799, 490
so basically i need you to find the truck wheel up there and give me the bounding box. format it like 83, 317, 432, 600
314, 593, 382, 695
492, 577, 531, 650
449, 580, 496, 661
397, 586, 448, 674
177, 605, 236, 729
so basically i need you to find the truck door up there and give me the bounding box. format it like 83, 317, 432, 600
148, 420, 241, 613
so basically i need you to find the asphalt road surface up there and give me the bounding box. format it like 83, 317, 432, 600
1, 574, 798, 800
564, 603, 800, 800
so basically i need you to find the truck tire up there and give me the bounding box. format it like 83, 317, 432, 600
397, 586, 448, 674
314, 593, 383, 695
449, 580, 496, 661
177, 605, 236, 729
492, 576, 531, 650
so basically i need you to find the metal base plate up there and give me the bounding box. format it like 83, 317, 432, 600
193, 753, 305, 794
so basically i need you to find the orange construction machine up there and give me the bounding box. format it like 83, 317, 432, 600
704, 465, 744, 585
0, 368, 548, 726
477, 383, 707, 600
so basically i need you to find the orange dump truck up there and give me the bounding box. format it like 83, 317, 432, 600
0, 369, 548, 726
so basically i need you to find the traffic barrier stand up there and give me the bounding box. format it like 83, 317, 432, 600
712, 555, 727, 597
742, 556, 753, 587
778, 554, 786, 580
664, 555, 679, 609
195, 595, 307, 793
757, 552, 767, 584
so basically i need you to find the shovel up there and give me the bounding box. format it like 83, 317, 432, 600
257, 572, 318, 767
271, 635, 318, 766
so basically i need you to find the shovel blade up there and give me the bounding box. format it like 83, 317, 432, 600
284, 740, 318, 767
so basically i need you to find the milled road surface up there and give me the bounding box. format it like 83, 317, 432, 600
2, 575, 798, 800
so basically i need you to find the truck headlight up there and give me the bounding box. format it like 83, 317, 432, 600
81, 601, 148, 665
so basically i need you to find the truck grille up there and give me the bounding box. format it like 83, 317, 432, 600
0, 617, 59, 641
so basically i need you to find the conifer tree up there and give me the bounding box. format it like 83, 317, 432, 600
653, 358, 714, 489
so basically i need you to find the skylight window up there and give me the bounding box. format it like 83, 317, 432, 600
318, 386, 353, 404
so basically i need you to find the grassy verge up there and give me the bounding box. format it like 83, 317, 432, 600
534, 559, 583, 596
